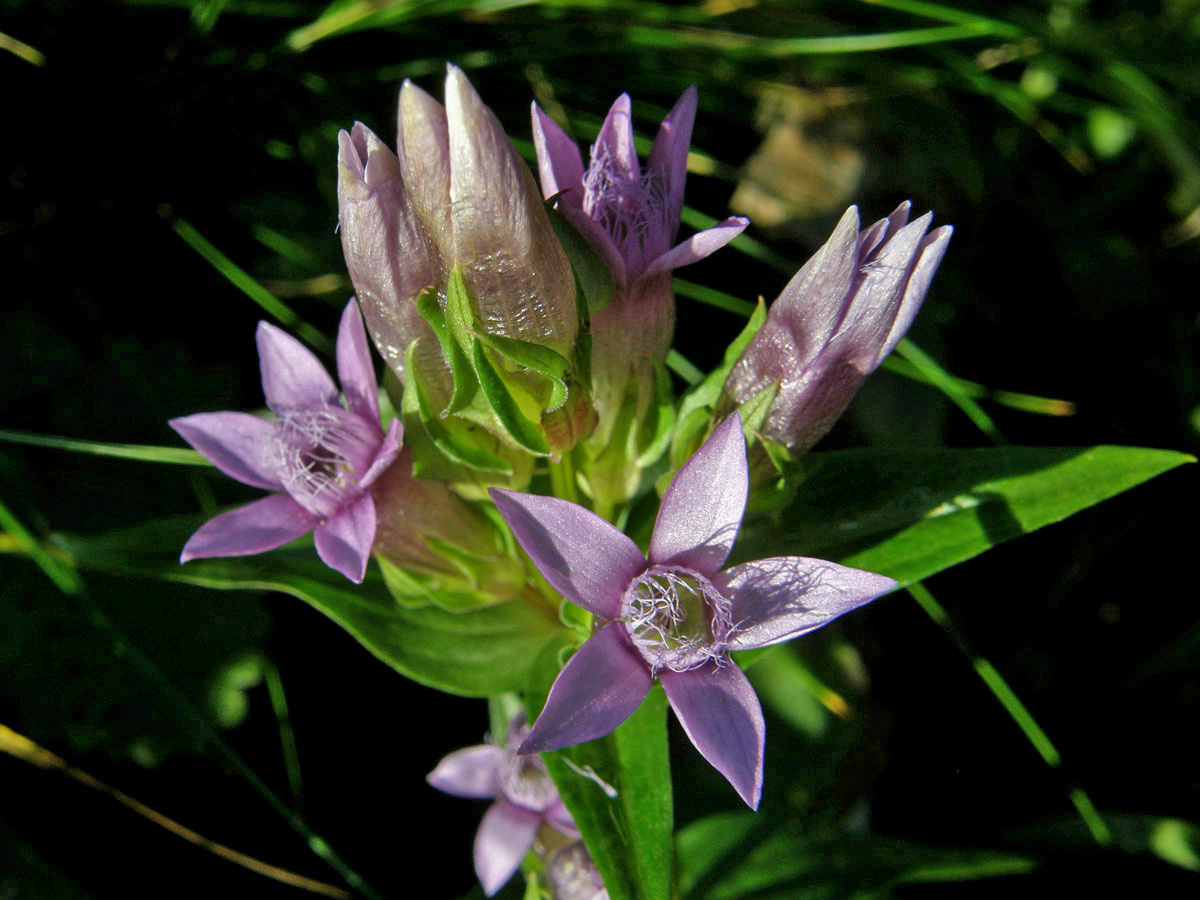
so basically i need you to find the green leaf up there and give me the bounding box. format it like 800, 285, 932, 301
735, 446, 1193, 585
677, 812, 1032, 900
547, 205, 615, 316
55, 517, 563, 697
527, 637, 673, 900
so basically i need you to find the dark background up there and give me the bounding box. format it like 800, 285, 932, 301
2, 0, 1198, 896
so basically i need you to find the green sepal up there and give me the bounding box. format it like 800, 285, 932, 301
416, 283, 478, 416
471, 339, 552, 455
547, 205, 615, 317
474, 330, 571, 412
376, 552, 520, 612
424, 535, 525, 600
404, 342, 512, 475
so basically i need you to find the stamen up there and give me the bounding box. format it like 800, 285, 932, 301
274, 407, 378, 519
582, 146, 669, 268
621, 565, 732, 673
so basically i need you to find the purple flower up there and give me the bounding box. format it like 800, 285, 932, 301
533, 89, 749, 441
545, 841, 609, 900
428, 715, 579, 896
724, 202, 953, 456
170, 300, 402, 583
489, 413, 895, 808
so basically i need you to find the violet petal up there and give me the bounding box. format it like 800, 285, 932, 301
521, 623, 652, 754
593, 93, 640, 184
426, 744, 505, 798
256, 321, 338, 413
169, 412, 284, 491
877, 224, 953, 365
336, 299, 380, 424
545, 799, 581, 839
532, 102, 585, 208
313, 493, 376, 583
646, 85, 697, 233
358, 418, 403, 490
180, 493, 316, 562
640, 216, 749, 279
474, 799, 542, 896
489, 489, 644, 618
719, 556, 897, 650
649, 412, 748, 577
659, 660, 764, 809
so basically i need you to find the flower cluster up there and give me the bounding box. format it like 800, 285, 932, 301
170, 65, 952, 898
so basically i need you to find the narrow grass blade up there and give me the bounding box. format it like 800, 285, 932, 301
666, 350, 704, 385
0, 429, 208, 466
894, 338, 1004, 443
0, 30, 46, 66
881, 357, 1076, 417
168, 216, 333, 353
907, 581, 1112, 846
674, 278, 756, 318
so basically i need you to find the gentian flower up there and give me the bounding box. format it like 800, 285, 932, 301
170, 300, 401, 583
532, 89, 749, 439
545, 841, 609, 900
724, 202, 953, 456
428, 715, 579, 896
489, 413, 895, 808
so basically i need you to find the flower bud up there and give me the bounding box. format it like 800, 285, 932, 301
724, 202, 952, 457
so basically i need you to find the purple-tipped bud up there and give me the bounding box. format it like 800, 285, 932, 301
724, 202, 953, 456
337, 123, 443, 382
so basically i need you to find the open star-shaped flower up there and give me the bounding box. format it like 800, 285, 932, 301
170, 300, 401, 583
487, 415, 892, 811
428, 715, 579, 896
489, 413, 895, 809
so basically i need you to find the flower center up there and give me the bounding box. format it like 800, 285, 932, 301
274, 407, 379, 519
582, 147, 668, 273
621, 565, 732, 673
497, 747, 559, 813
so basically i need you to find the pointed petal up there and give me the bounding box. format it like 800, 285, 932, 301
256, 321, 338, 412
169, 412, 283, 491
357, 418, 402, 490
427, 744, 505, 798
649, 412, 748, 576
337, 125, 440, 380
489, 489, 643, 618
877, 224, 953, 364
659, 660, 764, 809
593, 93, 640, 184
532, 102, 585, 206
313, 493, 376, 583
445, 65, 578, 356
833, 212, 933, 362
180, 494, 316, 562
520, 624, 652, 754
640, 216, 748, 279
545, 799, 580, 838
719, 556, 896, 650
474, 800, 541, 896
647, 84, 697, 230
398, 78, 452, 246
336, 299, 380, 423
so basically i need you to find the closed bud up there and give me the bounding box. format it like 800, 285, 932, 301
724, 202, 952, 458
